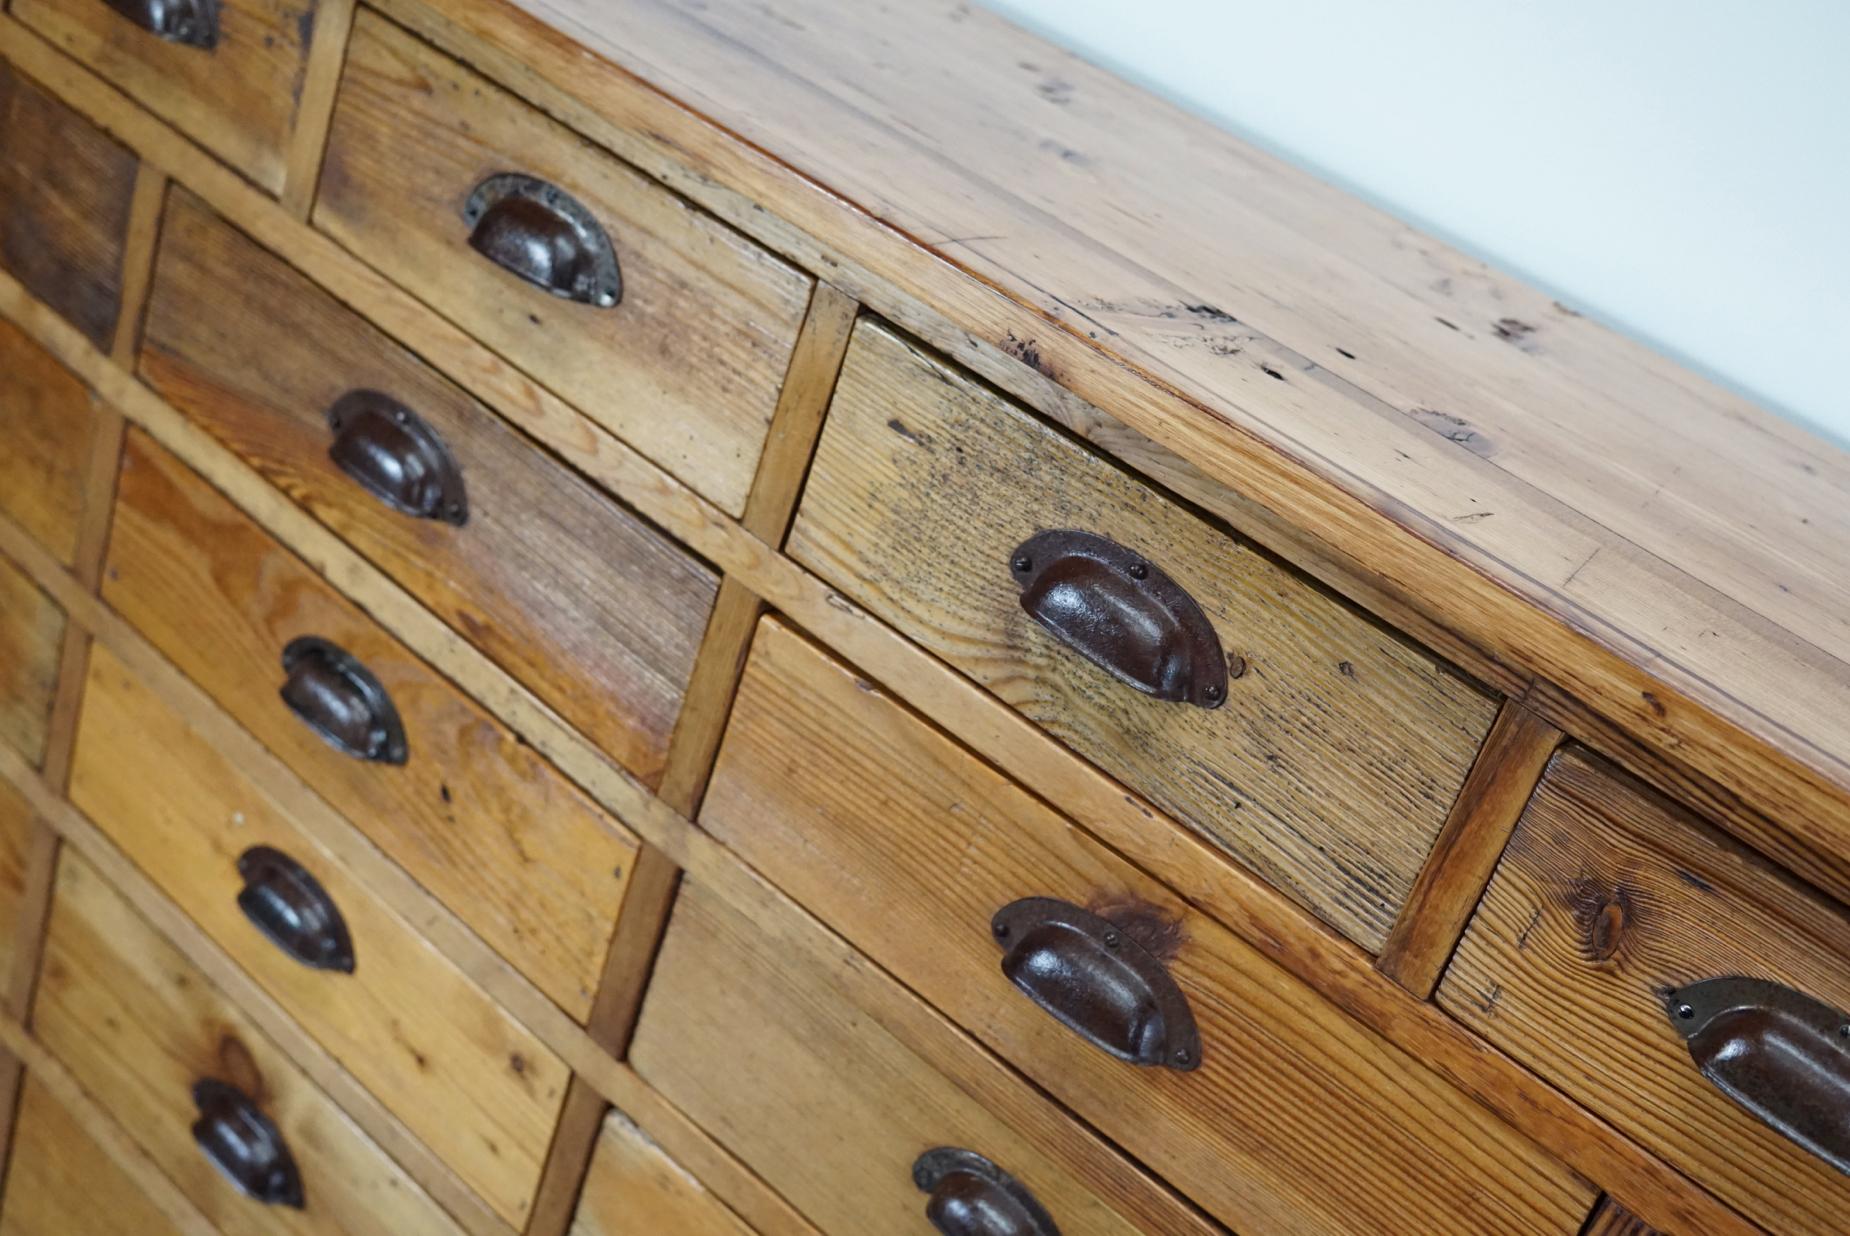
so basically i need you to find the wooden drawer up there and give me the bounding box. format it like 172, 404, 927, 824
0, 317, 107, 566
314, 10, 815, 517
789, 320, 1499, 950
35, 848, 466, 1235
101, 430, 639, 1019
141, 187, 719, 786
571, 1110, 752, 1236
13, 0, 328, 193
1, 1077, 180, 1236
0, 59, 139, 348
1441, 747, 1850, 1235
631, 878, 1213, 1236
69, 641, 570, 1226
0, 553, 63, 768
698, 618, 1593, 1235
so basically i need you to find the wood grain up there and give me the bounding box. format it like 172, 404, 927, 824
1378, 701, 1564, 996
0, 57, 136, 349
633, 879, 1220, 1236
0, 316, 103, 566
102, 430, 640, 1019
0, 252, 1743, 1236
699, 618, 1590, 1234
69, 642, 570, 1226
374, 0, 1850, 887
568, 1110, 751, 1236
315, 9, 815, 516
0, 556, 63, 770
11, 0, 322, 192
0, 1073, 197, 1236
791, 319, 1499, 949
1441, 747, 1850, 1235
36, 848, 468, 1236
141, 186, 718, 786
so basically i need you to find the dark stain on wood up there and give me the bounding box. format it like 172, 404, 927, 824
1090, 893, 1187, 962
1408, 408, 1496, 458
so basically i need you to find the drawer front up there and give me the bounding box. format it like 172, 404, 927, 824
699, 618, 1593, 1236
0, 59, 139, 348
1441, 747, 1850, 1234
1, 1077, 180, 1236
0, 554, 64, 768
632, 879, 1204, 1236
142, 188, 719, 786
69, 641, 570, 1225
571, 1110, 752, 1236
789, 321, 1498, 950
315, 10, 815, 517
13, 0, 323, 192
35, 849, 466, 1236
0, 318, 106, 565
101, 430, 639, 1019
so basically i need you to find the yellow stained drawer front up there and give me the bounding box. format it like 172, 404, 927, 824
101, 430, 640, 1019
13, 0, 329, 192
698, 617, 1593, 1236
1442, 747, 1850, 1236
0, 58, 139, 349
139, 187, 719, 787
0, 1077, 180, 1236
632, 878, 1214, 1236
35, 849, 465, 1236
0, 554, 63, 770
790, 319, 1498, 950
0, 318, 107, 568
69, 641, 571, 1226
315, 9, 815, 517
570, 1110, 752, 1236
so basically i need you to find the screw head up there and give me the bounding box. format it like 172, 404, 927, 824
1203, 683, 1224, 703
1128, 561, 1148, 580
1172, 1047, 1192, 1067
1011, 555, 1032, 574
1677, 1003, 1695, 1020
1101, 929, 1121, 949
992, 922, 1010, 940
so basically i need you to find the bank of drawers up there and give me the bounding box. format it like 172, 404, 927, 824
789, 319, 1500, 951
0, 4, 1842, 1234
13, 0, 328, 193
1443, 748, 1850, 1235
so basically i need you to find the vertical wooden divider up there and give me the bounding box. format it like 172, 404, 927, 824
1377, 699, 1564, 997
0, 165, 166, 1195
281, 0, 358, 219
519, 283, 858, 1236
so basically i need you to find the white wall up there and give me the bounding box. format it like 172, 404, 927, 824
981, 0, 1850, 447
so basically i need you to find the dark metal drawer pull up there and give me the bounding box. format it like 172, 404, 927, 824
1666, 976, 1850, 1171
279, 636, 407, 765
462, 173, 621, 308
104, 0, 219, 48
913, 1148, 1060, 1236
327, 391, 467, 526
991, 897, 1200, 1071
1009, 530, 1227, 709
237, 846, 355, 974
192, 1079, 305, 1209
